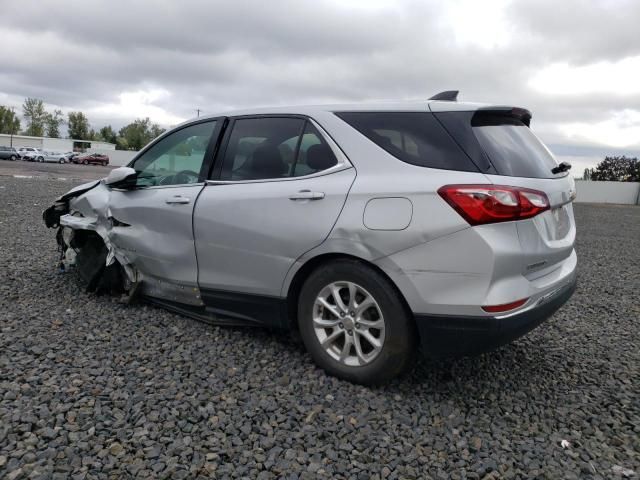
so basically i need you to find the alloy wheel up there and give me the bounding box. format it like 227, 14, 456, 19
312, 281, 386, 367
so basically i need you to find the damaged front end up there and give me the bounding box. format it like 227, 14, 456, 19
43, 180, 138, 298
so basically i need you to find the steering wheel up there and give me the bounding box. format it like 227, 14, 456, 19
155, 169, 200, 186
174, 169, 200, 184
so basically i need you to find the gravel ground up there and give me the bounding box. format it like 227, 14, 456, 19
0, 177, 638, 480
0, 159, 113, 182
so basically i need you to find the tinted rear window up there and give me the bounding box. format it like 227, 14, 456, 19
471, 114, 559, 179
335, 112, 479, 172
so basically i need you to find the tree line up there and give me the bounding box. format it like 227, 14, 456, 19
0, 98, 166, 150
583, 156, 639, 182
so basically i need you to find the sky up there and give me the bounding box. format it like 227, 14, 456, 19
1, 0, 640, 176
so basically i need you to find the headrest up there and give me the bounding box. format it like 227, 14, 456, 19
251, 145, 286, 177
306, 144, 337, 171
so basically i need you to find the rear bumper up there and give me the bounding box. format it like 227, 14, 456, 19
414, 274, 577, 358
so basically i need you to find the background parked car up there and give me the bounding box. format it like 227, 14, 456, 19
74, 153, 109, 166
41, 151, 68, 163
20, 148, 44, 162
64, 152, 81, 163
0, 146, 21, 161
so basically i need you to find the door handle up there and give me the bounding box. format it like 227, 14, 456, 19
165, 195, 191, 205
289, 190, 325, 201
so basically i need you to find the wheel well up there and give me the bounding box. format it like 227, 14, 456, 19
285, 253, 412, 332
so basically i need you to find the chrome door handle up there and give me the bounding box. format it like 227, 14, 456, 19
289, 190, 325, 201
165, 195, 191, 205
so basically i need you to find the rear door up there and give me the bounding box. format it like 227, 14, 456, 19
434, 108, 576, 275
193, 116, 355, 312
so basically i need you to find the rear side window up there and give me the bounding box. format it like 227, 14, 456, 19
471, 114, 559, 179
220, 117, 338, 181
335, 112, 479, 172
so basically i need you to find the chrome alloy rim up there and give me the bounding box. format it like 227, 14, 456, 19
313, 281, 386, 367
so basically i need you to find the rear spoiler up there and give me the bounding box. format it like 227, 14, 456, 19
474, 106, 532, 127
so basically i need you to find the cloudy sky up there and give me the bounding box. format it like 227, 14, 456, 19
2, 0, 640, 175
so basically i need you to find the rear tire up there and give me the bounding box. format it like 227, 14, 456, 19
298, 259, 416, 385
10, 155, 16, 161
59, 158, 65, 164
83, 159, 88, 165
38, 156, 44, 162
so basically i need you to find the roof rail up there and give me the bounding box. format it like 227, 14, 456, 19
428, 90, 459, 101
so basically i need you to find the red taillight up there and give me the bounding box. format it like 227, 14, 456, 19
437, 184, 549, 225
482, 298, 528, 313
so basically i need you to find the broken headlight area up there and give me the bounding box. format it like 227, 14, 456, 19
55, 228, 128, 295
44, 181, 137, 299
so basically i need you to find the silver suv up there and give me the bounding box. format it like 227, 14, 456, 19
44, 93, 577, 384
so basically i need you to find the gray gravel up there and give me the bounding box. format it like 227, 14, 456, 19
1, 176, 638, 479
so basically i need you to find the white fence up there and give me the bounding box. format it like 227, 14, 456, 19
575, 180, 640, 205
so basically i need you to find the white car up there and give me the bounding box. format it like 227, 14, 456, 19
19, 147, 43, 162
41, 151, 68, 164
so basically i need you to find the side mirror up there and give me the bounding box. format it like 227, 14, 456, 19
105, 166, 137, 187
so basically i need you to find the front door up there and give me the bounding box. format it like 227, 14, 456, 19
193, 116, 356, 317
107, 119, 220, 302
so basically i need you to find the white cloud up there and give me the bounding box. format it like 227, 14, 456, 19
529, 55, 640, 96
88, 88, 185, 126
559, 109, 640, 149
442, 0, 513, 49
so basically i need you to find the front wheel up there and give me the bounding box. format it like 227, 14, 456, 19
83, 159, 88, 165
298, 259, 416, 385
37, 156, 44, 162
10, 155, 16, 161
59, 158, 65, 164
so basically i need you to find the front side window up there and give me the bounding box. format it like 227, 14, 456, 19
219, 117, 338, 181
132, 121, 216, 187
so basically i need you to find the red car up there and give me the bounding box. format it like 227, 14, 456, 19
74, 153, 110, 166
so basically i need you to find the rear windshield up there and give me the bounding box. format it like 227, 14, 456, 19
471, 114, 559, 179
335, 112, 479, 172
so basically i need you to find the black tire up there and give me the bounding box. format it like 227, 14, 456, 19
10, 155, 16, 161
83, 159, 88, 165
298, 259, 416, 385
38, 156, 44, 162
59, 158, 65, 164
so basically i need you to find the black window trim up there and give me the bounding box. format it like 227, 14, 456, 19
206, 114, 352, 185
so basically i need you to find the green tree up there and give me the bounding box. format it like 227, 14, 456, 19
98, 125, 117, 144
45, 109, 64, 138
67, 111, 90, 139
118, 118, 165, 150
116, 136, 129, 151
590, 156, 639, 182
22, 98, 47, 137
0, 106, 20, 135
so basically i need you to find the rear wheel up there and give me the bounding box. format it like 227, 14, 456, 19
37, 156, 44, 162
102, 161, 107, 166
298, 259, 416, 385
83, 159, 88, 165
59, 158, 65, 164
9, 155, 16, 161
